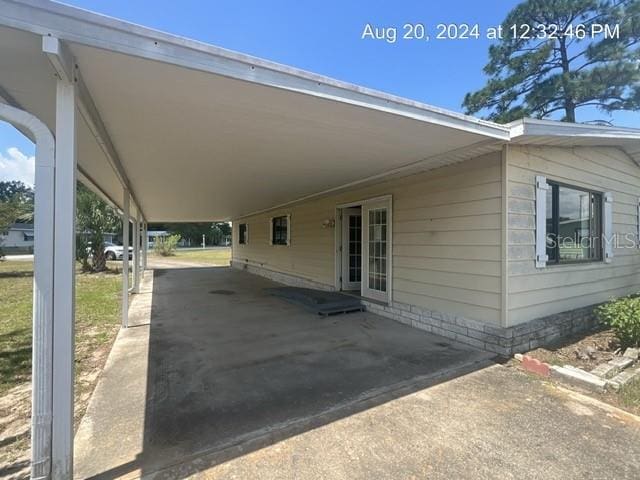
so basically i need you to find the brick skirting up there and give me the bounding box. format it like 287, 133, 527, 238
363, 300, 598, 356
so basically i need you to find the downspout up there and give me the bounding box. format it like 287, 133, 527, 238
501, 144, 509, 328
0, 103, 55, 480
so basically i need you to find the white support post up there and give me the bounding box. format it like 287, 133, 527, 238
132, 214, 140, 293
142, 222, 148, 270
51, 77, 77, 480
0, 104, 55, 480
122, 191, 130, 328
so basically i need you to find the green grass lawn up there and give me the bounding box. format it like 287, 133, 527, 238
0, 260, 123, 471
0, 261, 34, 393
0, 261, 122, 395
160, 247, 231, 265
618, 378, 640, 415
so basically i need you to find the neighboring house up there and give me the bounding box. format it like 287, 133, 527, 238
147, 230, 168, 249
103, 232, 117, 244
77, 231, 119, 245
232, 120, 640, 355
0, 223, 34, 253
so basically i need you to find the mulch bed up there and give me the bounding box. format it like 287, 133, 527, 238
526, 325, 620, 370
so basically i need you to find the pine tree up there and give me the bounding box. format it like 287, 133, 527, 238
463, 0, 640, 123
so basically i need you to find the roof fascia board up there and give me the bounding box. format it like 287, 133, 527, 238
0, 0, 509, 140
509, 118, 640, 140
508, 119, 640, 168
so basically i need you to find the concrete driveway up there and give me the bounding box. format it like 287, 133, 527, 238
74, 266, 640, 479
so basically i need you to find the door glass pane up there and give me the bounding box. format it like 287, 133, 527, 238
348, 214, 362, 283
367, 207, 387, 293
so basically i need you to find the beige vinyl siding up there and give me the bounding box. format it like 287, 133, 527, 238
507, 145, 640, 325
233, 152, 503, 325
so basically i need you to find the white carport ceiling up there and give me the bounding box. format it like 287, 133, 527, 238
72, 44, 501, 221
0, 1, 511, 222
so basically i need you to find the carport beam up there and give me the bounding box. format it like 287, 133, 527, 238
122, 191, 130, 327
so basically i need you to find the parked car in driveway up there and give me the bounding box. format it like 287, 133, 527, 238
104, 242, 133, 261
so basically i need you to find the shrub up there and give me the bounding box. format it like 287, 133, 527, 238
76, 235, 91, 272
595, 295, 640, 348
153, 234, 181, 256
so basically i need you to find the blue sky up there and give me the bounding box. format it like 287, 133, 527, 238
1, 0, 638, 184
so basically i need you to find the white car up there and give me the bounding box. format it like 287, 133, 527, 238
104, 242, 133, 261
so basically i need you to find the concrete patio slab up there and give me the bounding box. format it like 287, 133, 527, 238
74, 266, 494, 479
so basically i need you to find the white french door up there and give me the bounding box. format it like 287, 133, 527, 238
362, 199, 391, 303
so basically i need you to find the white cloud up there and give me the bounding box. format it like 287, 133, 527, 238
0, 147, 35, 186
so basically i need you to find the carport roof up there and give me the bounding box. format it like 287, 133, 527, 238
0, 1, 639, 221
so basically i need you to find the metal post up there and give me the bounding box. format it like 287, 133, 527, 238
142, 222, 148, 270
51, 78, 77, 480
132, 214, 140, 293
0, 104, 55, 480
122, 191, 130, 328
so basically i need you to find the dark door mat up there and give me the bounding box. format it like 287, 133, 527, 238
265, 287, 364, 316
